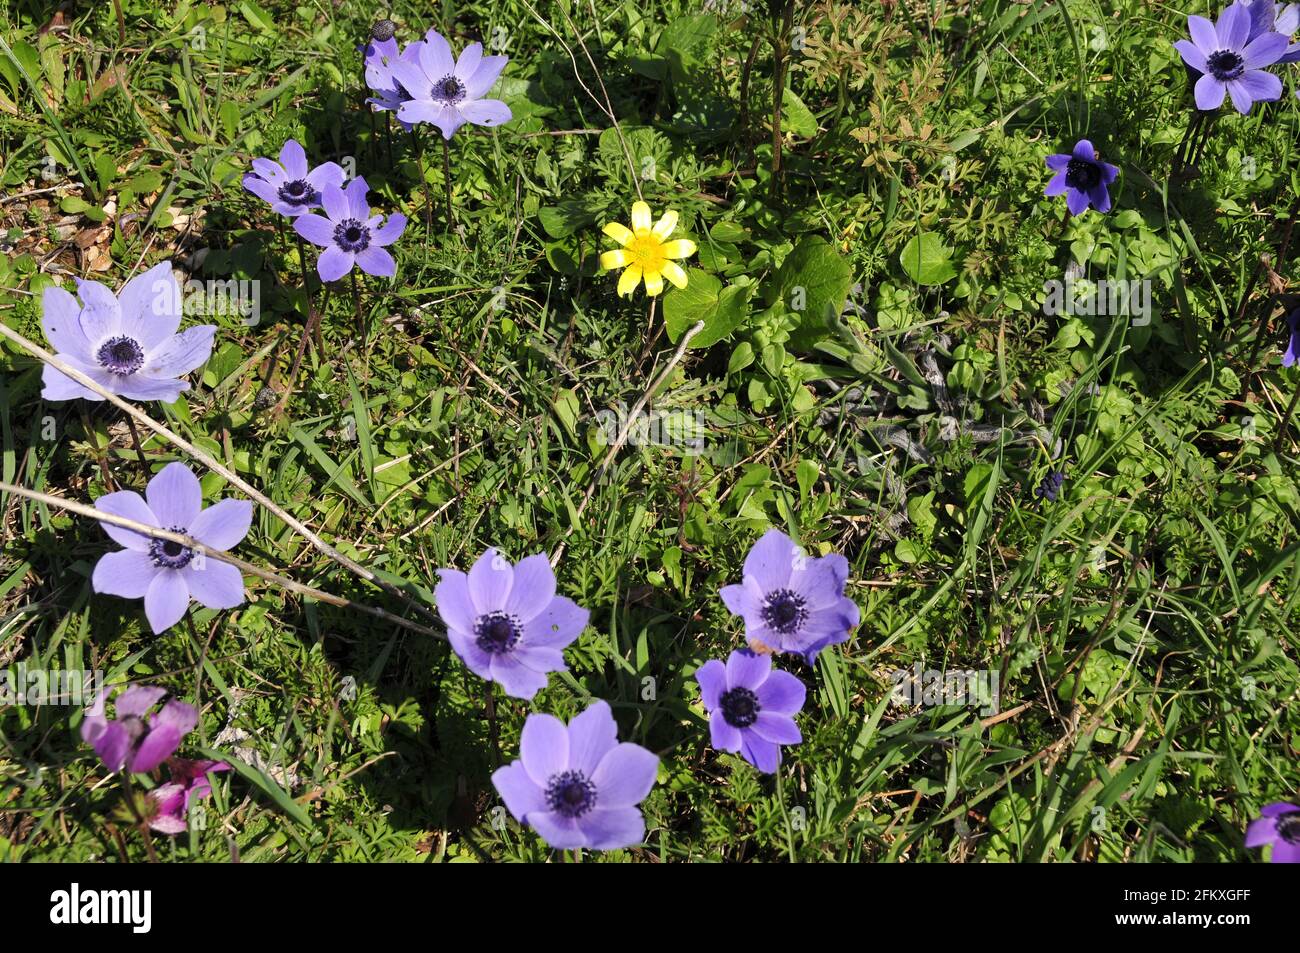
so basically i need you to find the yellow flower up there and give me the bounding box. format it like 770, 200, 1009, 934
599, 201, 697, 297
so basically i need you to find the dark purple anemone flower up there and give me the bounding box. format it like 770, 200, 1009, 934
40, 262, 216, 403
292, 177, 407, 282
1044, 140, 1120, 216
81, 685, 199, 775
719, 529, 860, 664
389, 29, 511, 140
363, 34, 426, 130
491, 700, 658, 850
1284, 307, 1300, 367
242, 140, 344, 218
1246, 801, 1300, 862
92, 462, 252, 634
435, 549, 589, 700
1035, 470, 1066, 502
695, 649, 805, 773
148, 757, 230, 834
1174, 5, 1288, 114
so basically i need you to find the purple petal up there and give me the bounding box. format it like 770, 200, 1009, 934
279, 139, 309, 179
146, 462, 202, 529
719, 582, 761, 623
512, 644, 566, 674
725, 648, 771, 690
420, 30, 456, 79
293, 212, 334, 247
694, 659, 726, 710
463, 56, 509, 99
1071, 139, 1096, 164
520, 596, 589, 648
459, 98, 512, 129
188, 499, 252, 550
1194, 72, 1228, 111
454, 42, 483, 82
93, 549, 158, 598
491, 760, 546, 823
527, 811, 587, 849
743, 529, 798, 591
305, 162, 346, 193
320, 184, 349, 223
578, 806, 645, 851
591, 743, 658, 808
447, 630, 494, 680
92, 721, 131, 772
369, 213, 407, 247
317, 246, 355, 282
1218, 3, 1250, 48
115, 375, 189, 404
1187, 15, 1219, 57
468, 548, 513, 613
41, 286, 92, 360
75, 279, 122, 343
520, 713, 569, 785
709, 710, 742, 751
788, 552, 849, 609
1044, 153, 1071, 171
1271, 840, 1300, 863
740, 734, 781, 773
116, 685, 166, 717
41, 357, 105, 402
152, 699, 197, 736
1044, 171, 1068, 198
1236, 68, 1283, 103
1174, 39, 1208, 73
249, 158, 285, 183
1260, 801, 1300, 817
345, 176, 371, 221
142, 325, 215, 379
390, 60, 433, 100
1246, 815, 1279, 848
566, 699, 618, 775
755, 669, 806, 715
752, 712, 801, 745
144, 571, 190, 634
1066, 186, 1091, 216
128, 723, 181, 773
243, 174, 279, 206
434, 569, 477, 634
184, 558, 245, 609
1088, 184, 1112, 214
503, 554, 557, 622
488, 653, 548, 699
355, 246, 396, 278
118, 263, 183, 350
93, 490, 157, 551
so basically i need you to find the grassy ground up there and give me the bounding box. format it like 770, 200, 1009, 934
1, 0, 1299, 862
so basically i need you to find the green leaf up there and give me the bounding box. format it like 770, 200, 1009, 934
772, 236, 853, 350
899, 232, 958, 286
780, 87, 819, 138
663, 271, 751, 348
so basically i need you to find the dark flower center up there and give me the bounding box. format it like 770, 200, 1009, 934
433, 74, 466, 103
474, 611, 521, 655
371, 19, 396, 41
761, 588, 807, 635
720, 687, 761, 728
544, 770, 597, 818
1207, 49, 1245, 82
1064, 158, 1101, 191
1278, 813, 1300, 845
277, 178, 317, 207
333, 218, 371, 253
95, 335, 145, 375
149, 526, 194, 570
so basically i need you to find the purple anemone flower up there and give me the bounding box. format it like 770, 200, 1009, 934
435, 549, 589, 700
1238, 0, 1300, 60
695, 650, 805, 773
292, 177, 406, 282
148, 757, 230, 834
80, 685, 199, 775
92, 462, 252, 634
390, 29, 511, 140
363, 35, 426, 131
719, 529, 860, 664
1284, 307, 1300, 367
241, 140, 344, 218
1246, 802, 1300, 862
491, 700, 658, 851
40, 262, 216, 403
1174, 6, 1288, 114
1044, 140, 1120, 216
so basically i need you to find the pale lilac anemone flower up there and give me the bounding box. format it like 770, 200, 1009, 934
1175, 5, 1288, 113
491, 700, 658, 850
292, 177, 407, 282
435, 549, 589, 700
80, 685, 199, 774
1238, 0, 1300, 60
390, 29, 511, 140
695, 650, 805, 773
1245, 802, 1300, 862
241, 140, 344, 218
719, 529, 860, 664
92, 462, 252, 634
364, 35, 426, 131
40, 262, 215, 403
148, 757, 230, 834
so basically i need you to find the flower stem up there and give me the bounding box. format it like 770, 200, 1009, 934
122, 407, 151, 484
293, 231, 318, 350
120, 772, 159, 863
769, 0, 795, 198
484, 682, 501, 768
350, 267, 364, 347
441, 136, 454, 230
80, 405, 115, 491
775, 767, 796, 863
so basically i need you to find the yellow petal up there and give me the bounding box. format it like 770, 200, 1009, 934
617, 264, 643, 297
630, 201, 653, 234
660, 260, 689, 289
661, 239, 697, 260
603, 222, 634, 246
643, 268, 665, 296
651, 209, 678, 239
600, 250, 628, 270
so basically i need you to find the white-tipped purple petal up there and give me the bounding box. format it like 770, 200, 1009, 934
279, 139, 309, 179
144, 570, 190, 633
93, 490, 157, 551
